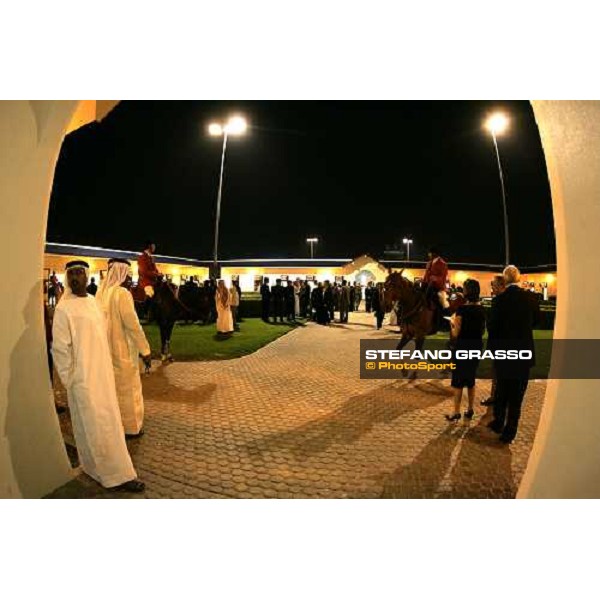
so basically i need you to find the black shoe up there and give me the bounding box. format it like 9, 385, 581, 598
445, 413, 461, 422
481, 397, 495, 406
487, 420, 503, 434
464, 409, 475, 419
125, 429, 144, 440
110, 479, 145, 493
499, 433, 515, 444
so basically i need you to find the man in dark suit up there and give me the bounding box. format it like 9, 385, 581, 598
323, 281, 334, 323
365, 281, 374, 313
260, 277, 271, 322
487, 265, 540, 443
271, 279, 285, 323
285, 281, 296, 322
372, 282, 386, 330
339, 280, 351, 323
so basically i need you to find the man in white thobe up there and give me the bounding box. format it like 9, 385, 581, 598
96, 258, 152, 437
52, 260, 144, 492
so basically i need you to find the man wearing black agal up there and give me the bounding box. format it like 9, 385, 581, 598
486, 265, 540, 444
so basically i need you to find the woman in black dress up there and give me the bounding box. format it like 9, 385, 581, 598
445, 279, 486, 421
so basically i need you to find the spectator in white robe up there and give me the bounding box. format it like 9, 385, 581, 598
52, 260, 145, 493
215, 280, 234, 335
294, 280, 301, 317
96, 258, 152, 438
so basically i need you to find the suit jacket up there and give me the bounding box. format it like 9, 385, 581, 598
339, 286, 351, 309
371, 288, 385, 313
487, 285, 540, 374
260, 283, 271, 300
271, 284, 285, 302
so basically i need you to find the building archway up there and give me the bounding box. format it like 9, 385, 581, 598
0, 100, 597, 498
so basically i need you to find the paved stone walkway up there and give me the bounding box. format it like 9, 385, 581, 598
47, 314, 546, 499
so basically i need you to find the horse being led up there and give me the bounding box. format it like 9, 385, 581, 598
132, 276, 190, 362
384, 270, 464, 376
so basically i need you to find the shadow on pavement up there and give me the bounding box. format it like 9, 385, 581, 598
246, 382, 450, 459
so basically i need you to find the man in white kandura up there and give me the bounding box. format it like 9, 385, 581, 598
96, 258, 152, 439
52, 260, 145, 493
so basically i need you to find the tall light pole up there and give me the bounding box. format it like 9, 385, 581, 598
306, 237, 318, 258
402, 237, 413, 261
208, 115, 247, 277
485, 112, 510, 266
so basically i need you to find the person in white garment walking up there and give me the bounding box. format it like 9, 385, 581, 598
215, 280, 234, 335
96, 258, 152, 438
52, 260, 144, 493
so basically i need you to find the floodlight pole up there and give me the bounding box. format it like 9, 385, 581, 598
212, 130, 228, 275
491, 131, 510, 266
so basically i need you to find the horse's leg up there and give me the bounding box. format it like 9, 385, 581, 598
159, 320, 168, 361
156, 308, 169, 361
396, 333, 411, 351
408, 336, 425, 381
396, 328, 414, 379
165, 319, 176, 362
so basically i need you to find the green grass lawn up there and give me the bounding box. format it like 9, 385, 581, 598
143, 318, 301, 361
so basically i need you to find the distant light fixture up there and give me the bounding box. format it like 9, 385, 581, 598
306, 237, 319, 259
402, 237, 413, 261
485, 112, 509, 136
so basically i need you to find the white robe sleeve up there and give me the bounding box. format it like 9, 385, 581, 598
118, 288, 151, 356
51, 306, 74, 387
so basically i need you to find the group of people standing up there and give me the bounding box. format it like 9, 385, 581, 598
259, 278, 304, 323
446, 265, 539, 444
139, 241, 242, 334
259, 278, 367, 325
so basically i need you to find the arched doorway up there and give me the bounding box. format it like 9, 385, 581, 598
0, 100, 598, 498
354, 269, 376, 285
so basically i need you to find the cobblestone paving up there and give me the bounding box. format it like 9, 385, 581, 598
47, 314, 546, 499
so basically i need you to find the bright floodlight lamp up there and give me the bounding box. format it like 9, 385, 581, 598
208, 123, 223, 136
486, 112, 509, 136
403, 237, 412, 244
306, 237, 318, 243
225, 116, 248, 136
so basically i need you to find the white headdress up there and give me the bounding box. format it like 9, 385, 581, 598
96, 259, 132, 311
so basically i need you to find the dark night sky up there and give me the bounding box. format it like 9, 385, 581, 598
48, 100, 556, 266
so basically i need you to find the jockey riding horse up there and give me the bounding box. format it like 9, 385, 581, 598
422, 246, 449, 329
133, 241, 181, 362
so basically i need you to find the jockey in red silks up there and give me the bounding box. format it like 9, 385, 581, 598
423, 247, 449, 311
137, 241, 162, 299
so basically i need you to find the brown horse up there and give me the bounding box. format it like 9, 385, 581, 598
384, 270, 464, 374
131, 276, 192, 362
